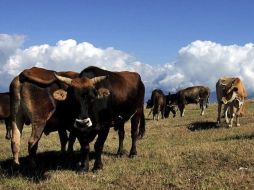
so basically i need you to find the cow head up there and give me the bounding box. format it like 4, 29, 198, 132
166, 93, 178, 105
220, 78, 240, 104
164, 104, 178, 118
53, 73, 110, 128
146, 99, 152, 109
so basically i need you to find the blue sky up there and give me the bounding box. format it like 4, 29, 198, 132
1, 0, 254, 64
1, 0, 254, 97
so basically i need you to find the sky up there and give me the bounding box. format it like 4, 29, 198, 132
1, 0, 254, 99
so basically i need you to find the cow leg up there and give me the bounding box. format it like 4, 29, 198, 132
148, 108, 153, 117
28, 121, 46, 168
117, 122, 125, 156
236, 114, 240, 127
217, 103, 222, 125
200, 100, 205, 116
58, 129, 68, 153
78, 141, 90, 172
67, 131, 76, 153
205, 98, 209, 108
227, 106, 235, 128
5, 118, 11, 140
179, 104, 185, 117
93, 126, 110, 171
152, 110, 155, 120
161, 106, 165, 119
129, 112, 140, 158
229, 113, 234, 128
172, 108, 177, 117
224, 104, 230, 124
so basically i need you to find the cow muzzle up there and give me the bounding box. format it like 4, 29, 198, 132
74, 118, 93, 128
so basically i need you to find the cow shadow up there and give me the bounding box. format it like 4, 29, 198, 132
0, 151, 78, 182
0, 149, 123, 182
187, 121, 220, 131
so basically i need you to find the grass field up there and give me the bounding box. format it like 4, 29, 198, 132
0, 102, 253, 190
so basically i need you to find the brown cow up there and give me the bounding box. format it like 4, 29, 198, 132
54, 66, 146, 172
0, 92, 11, 139
10, 67, 80, 167
216, 77, 247, 127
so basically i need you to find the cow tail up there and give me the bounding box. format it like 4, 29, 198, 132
138, 107, 146, 139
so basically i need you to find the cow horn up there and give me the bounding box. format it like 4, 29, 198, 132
227, 85, 236, 94
90, 76, 107, 85
54, 73, 73, 85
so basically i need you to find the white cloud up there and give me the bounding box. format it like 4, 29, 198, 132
175, 40, 254, 93
1, 34, 254, 99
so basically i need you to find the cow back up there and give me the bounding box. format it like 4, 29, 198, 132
80, 66, 145, 121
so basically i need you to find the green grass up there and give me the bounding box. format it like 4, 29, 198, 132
0, 102, 253, 190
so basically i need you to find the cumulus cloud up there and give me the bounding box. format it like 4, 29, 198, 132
0, 34, 25, 88
176, 41, 254, 93
1, 34, 254, 100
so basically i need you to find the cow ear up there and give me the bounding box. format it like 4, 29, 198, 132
97, 88, 110, 99
232, 86, 238, 92
53, 89, 68, 101
234, 78, 240, 83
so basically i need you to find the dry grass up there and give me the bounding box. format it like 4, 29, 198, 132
0, 102, 253, 190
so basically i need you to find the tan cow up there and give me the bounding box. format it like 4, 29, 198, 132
216, 77, 247, 127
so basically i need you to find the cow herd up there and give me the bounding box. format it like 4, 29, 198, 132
146, 77, 247, 128
0, 66, 247, 173
146, 86, 210, 120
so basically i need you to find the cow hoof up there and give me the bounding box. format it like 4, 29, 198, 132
5, 134, 11, 140
129, 151, 137, 158
236, 124, 240, 127
137, 134, 144, 140
76, 163, 89, 173
129, 154, 137, 159
228, 125, 232, 128
92, 163, 103, 172
117, 151, 124, 157
77, 167, 89, 173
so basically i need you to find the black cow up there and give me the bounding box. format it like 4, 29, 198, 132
0, 92, 11, 139
146, 89, 166, 120
168, 86, 210, 117
54, 66, 146, 172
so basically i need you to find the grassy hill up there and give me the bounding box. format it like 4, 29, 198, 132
0, 102, 253, 190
